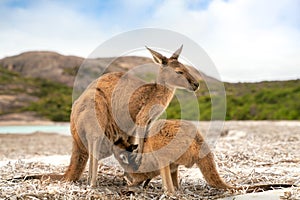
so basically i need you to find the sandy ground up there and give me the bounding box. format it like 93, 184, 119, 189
0, 121, 299, 199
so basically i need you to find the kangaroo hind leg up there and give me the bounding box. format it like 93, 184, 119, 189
63, 139, 88, 182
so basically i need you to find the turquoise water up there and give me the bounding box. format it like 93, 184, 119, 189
0, 124, 70, 135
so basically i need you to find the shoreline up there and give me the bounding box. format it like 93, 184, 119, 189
1, 119, 299, 125
1, 120, 300, 137
0, 120, 70, 126
0, 123, 71, 135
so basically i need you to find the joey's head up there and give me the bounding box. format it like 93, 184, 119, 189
112, 139, 139, 172
112, 142, 139, 186
146, 45, 200, 92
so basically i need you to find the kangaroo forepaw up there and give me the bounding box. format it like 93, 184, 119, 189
134, 153, 142, 167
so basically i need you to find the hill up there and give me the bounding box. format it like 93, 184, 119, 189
0, 51, 153, 87
0, 51, 83, 87
0, 51, 156, 121
0, 51, 299, 121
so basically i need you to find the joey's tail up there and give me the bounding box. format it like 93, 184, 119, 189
197, 151, 234, 189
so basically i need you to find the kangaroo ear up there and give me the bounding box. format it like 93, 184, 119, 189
146, 46, 168, 65
170, 45, 183, 60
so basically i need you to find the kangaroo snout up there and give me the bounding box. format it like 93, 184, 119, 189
192, 82, 200, 91
187, 76, 200, 91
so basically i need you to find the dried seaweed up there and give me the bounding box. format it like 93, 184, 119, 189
0, 122, 299, 199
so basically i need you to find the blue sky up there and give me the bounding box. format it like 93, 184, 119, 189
0, 0, 299, 82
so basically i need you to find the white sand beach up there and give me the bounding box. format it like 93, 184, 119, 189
0, 121, 299, 199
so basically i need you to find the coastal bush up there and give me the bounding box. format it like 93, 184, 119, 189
1, 67, 299, 121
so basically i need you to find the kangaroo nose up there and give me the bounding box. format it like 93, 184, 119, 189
193, 82, 199, 90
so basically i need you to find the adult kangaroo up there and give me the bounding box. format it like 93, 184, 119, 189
113, 120, 294, 194
13, 46, 200, 187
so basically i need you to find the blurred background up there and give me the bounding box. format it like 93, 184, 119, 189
0, 0, 299, 123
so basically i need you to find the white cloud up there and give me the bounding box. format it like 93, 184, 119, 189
0, 0, 299, 82
142, 0, 300, 82
0, 1, 109, 58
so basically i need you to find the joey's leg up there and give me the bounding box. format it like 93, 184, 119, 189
171, 168, 179, 190
160, 165, 175, 193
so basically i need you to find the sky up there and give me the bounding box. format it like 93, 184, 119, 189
0, 0, 299, 82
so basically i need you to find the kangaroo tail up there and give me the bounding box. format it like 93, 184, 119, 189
8, 138, 88, 182
9, 122, 89, 183
197, 151, 234, 189
8, 135, 88, 182
196, 143, 296, 192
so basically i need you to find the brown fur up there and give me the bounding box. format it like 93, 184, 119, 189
12, 46, 200, 186
113, 120, 294, 193
80, 46, 199, 186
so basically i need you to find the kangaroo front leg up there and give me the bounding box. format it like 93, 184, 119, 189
131, 128, 146, 167
88, 139, 100, 187
160, 165, 175, 193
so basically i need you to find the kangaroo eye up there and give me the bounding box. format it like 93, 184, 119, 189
176, 71, 183, 74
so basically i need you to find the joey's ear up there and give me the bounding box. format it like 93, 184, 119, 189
131, 144, 138, 151
120, 154, 129, 164
170, 45, 183, 60
146, 46, 168, 65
